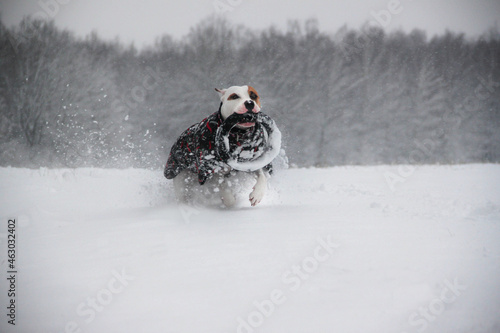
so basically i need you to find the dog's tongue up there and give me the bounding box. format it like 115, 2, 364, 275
238, 122, 255, 128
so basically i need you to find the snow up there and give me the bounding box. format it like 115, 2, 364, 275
1, 164, 500, 333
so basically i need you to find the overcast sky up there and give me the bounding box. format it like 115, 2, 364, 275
1, 0, 499, 48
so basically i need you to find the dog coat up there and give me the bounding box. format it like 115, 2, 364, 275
164, 109, 272, 185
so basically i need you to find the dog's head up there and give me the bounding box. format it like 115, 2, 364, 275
215, 85, 261, 129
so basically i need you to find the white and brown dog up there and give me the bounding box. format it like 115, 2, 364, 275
165, 85, 279, 207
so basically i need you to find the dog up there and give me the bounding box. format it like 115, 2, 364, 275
164, 85, 275, 207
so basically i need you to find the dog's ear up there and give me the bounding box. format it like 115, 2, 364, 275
215, 88, 226, 99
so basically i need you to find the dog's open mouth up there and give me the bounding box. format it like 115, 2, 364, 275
234, 112, 258, 128
237, 122, 255, 128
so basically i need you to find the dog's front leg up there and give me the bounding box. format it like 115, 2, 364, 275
220, 176, 236, 208
249, 169, 268, 206
219, 164, 236, 207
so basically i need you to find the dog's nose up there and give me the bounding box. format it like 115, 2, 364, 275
244, 100, 254, 111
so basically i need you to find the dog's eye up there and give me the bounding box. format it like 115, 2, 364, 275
250, 92, 258, 100
229, 94, 240, 100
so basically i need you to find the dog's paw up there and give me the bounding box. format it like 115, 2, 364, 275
249, 186, 265, 206
221, 190, 236, 208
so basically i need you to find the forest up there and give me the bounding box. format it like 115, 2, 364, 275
0, 16, 499, 168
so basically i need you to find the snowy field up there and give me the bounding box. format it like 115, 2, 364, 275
1, 164, 499, 333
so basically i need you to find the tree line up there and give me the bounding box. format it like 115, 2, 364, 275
0, 16, 499, 168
